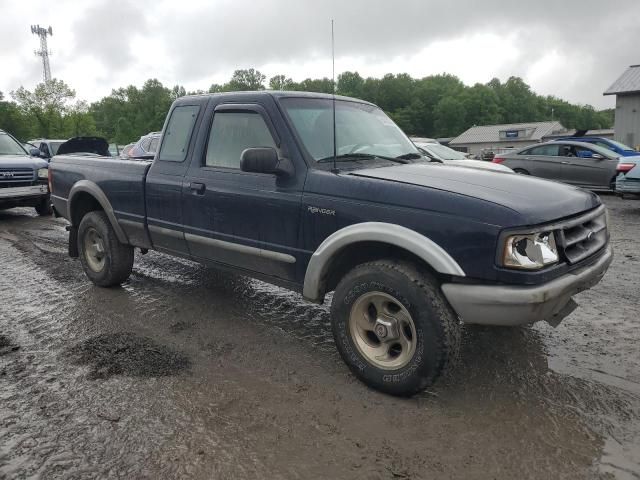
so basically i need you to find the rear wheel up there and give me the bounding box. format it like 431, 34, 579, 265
331, 260, 461, 396
513, 168, 530, 175
78, 211, 134, 287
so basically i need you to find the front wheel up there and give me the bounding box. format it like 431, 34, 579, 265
331, 260, 461, 396
78, 211, 134, 287
35, 196, 52, 216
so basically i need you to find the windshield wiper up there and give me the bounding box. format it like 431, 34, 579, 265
317, 153, 408, 164
395, 152, 424, 160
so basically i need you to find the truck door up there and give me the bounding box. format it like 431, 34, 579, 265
182, 102, 303, 283
146, 103, 202, 256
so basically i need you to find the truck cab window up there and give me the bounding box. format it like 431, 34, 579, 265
158, 105, 200, 162
205, 112, 276, 169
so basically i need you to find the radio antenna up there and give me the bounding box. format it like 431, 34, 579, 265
331, 19, 338, 173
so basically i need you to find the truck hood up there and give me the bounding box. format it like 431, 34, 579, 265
57, 137, 110, 156
348, 163, 600, 224
0, 154, 48, 170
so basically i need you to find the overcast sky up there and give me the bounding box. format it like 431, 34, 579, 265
1, 0, 638, 109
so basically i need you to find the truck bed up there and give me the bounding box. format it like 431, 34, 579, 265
50, 155, 152, 246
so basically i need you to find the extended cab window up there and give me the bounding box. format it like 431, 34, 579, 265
205, 112, 276, 169
158, 105, 199, 162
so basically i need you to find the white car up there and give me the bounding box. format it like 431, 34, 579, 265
412, 139, 513, 173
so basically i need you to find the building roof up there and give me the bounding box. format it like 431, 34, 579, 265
543, 128, 615, 139
604, 65, 640, 96
450, 121, 565, 145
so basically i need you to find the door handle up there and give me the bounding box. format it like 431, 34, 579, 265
189, 182, 205, 195
561, 161, 570, 164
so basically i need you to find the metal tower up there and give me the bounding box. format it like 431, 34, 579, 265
31, 25, 53, 82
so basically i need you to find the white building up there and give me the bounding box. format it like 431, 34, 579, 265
604, 64, 640, 150
449, 121, 567, 156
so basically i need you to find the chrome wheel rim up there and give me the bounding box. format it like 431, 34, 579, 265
83, 227, 106, 272
348, 291, 417, 370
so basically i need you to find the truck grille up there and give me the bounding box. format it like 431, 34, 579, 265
0, 168, 35, 185
557, 205, 608, 265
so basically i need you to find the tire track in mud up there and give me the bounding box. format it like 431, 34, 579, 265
0, 232, 272, 479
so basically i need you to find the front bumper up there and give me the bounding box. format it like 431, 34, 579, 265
441, 246, 613, 327
0, 184, 48, 200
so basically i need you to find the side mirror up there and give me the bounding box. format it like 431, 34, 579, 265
240, 147, 293, 177
29, 148, 41, 157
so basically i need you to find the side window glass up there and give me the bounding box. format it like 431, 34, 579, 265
205, 111, 276, 169
40, 143, 49, 156
158, 105, 200, 162
528, 145, 559, 156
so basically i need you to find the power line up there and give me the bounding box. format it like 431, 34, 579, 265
31, 25, 53, 82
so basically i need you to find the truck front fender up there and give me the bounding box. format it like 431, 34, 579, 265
302, 222, 466, 303
68, 180, 129, 244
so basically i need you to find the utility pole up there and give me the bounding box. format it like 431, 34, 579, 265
31, 25, 53, 82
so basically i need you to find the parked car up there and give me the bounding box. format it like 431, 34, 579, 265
0, 129, 51, 215
108, 143, 120, 157
616, 158, 640, 198
28, 138, 67, 161
128, 132, 161, 158
50, 91, 612, 396
120, 143, 135, 159
493, 141, 619, 190
411, 139, 513, 173
553, 136, 638, 157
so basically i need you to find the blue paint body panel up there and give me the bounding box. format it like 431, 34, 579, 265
50, 92, 604, 292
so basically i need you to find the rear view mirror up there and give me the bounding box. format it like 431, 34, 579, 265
241, 147, 294, 177
29, 148, 41, 157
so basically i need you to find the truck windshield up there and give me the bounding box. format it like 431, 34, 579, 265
0, 133, 27, 156
280, 98, 419, 162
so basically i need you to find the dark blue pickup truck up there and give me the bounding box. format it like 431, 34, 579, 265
50, 91, 613, 396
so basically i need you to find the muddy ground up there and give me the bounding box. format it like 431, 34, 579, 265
0, 195, 639, 479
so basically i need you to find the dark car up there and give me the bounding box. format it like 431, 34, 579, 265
493, 140, 619, 190
28, 138, 67, 161
50, 91, 612, 396
0, 130, 51, 215
128, 132, 161, 159
553, 136, 638, 157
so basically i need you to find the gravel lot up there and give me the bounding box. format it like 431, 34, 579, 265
0, 195, 639, 479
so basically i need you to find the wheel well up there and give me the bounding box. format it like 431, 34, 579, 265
70, 192, 103, 226
323, 241, 444, 294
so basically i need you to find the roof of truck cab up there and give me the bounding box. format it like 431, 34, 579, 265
178, 90, 374, 105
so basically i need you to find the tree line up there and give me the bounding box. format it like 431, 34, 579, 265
0, 68, 613, 145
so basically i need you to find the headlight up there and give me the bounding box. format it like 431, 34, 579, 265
37, 168, 48, 179
502, 231, 558, 269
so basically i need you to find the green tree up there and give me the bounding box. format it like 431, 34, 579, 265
269, 74, 295, 91
11, 79, 76, 138
337, 71, 365, 99
433, 97, 467, 137
226, 69, 266, 91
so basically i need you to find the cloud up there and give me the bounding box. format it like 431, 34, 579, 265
1, 0, 639, 108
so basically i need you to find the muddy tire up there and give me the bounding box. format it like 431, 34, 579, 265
331, 260, 461, 396
78, 211, 134, 287
34, 196, 52, 216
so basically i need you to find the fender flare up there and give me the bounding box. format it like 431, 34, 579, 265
302, 222, 465, 302
68, 180, 128, 244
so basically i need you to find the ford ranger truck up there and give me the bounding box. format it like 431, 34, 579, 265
0, 129, 51, 215
49, 92, 613, 396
